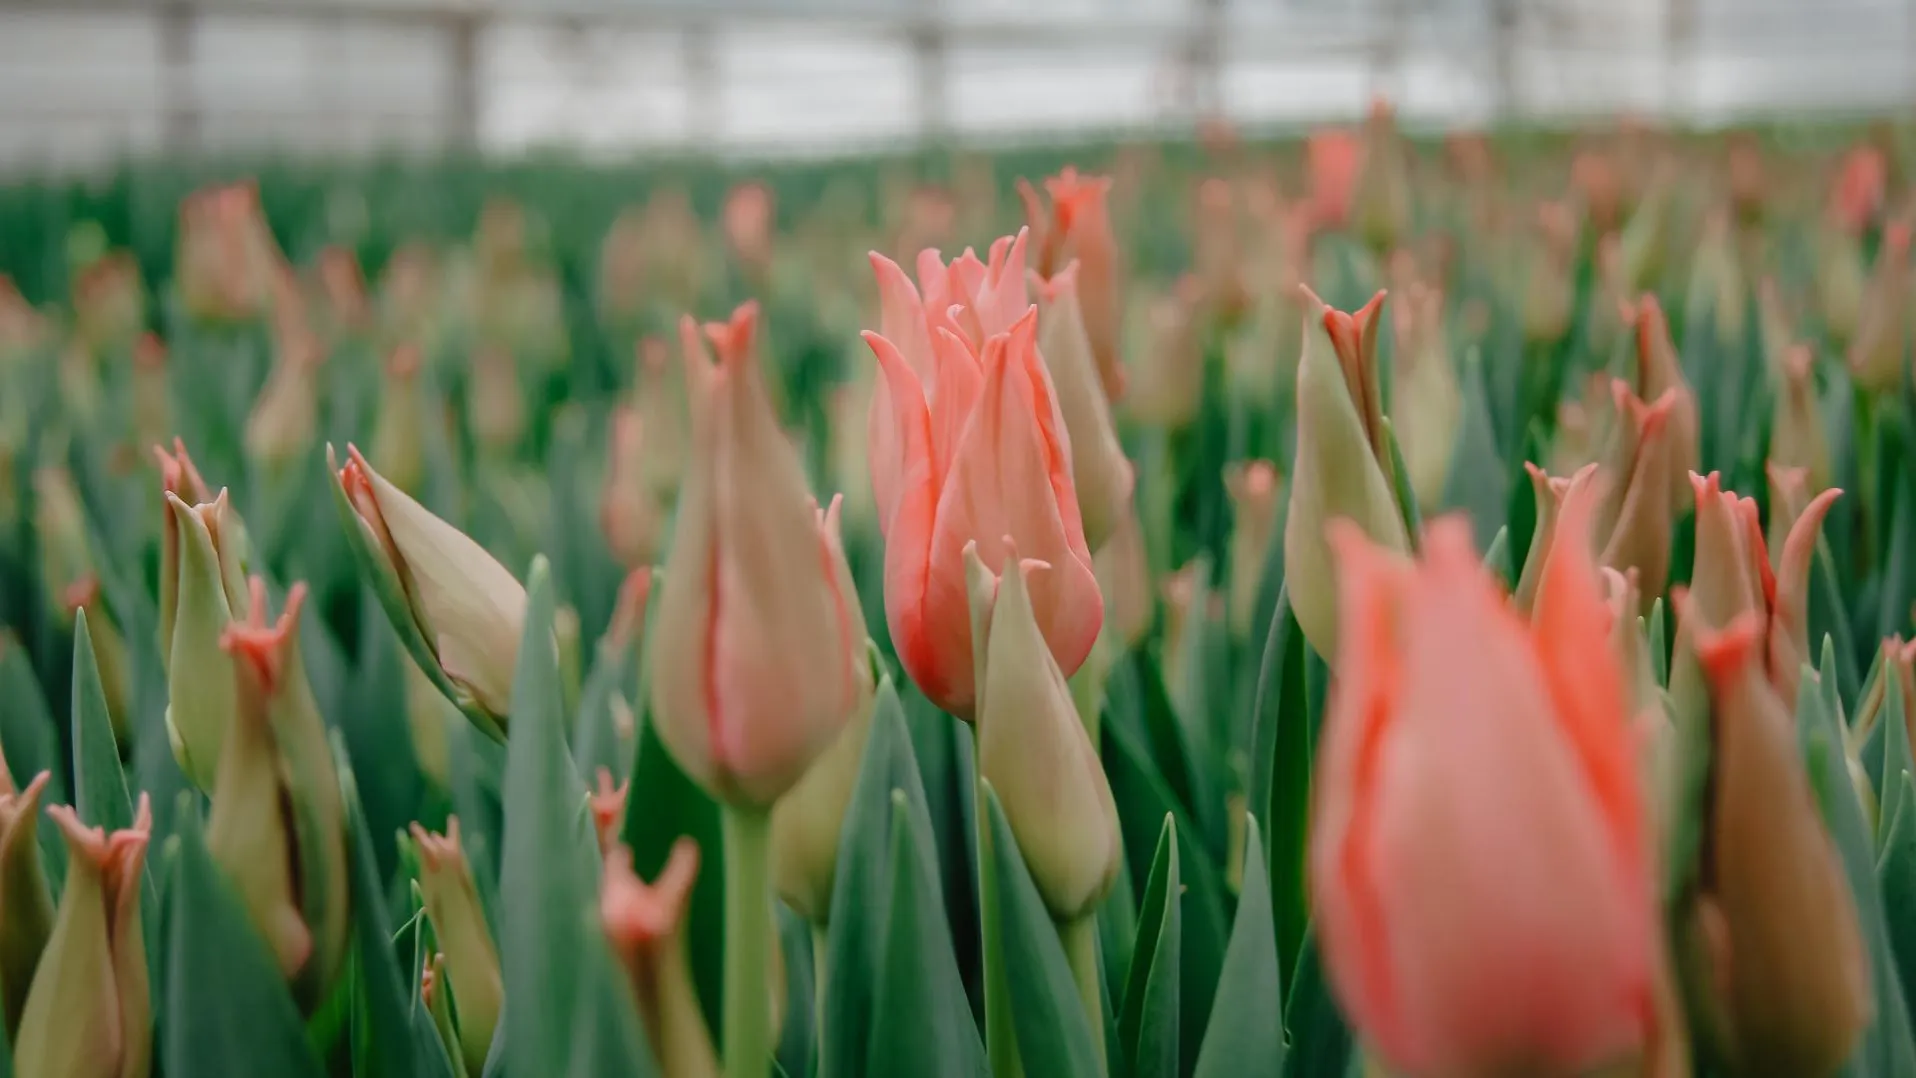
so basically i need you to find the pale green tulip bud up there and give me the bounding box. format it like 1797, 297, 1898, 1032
966, 539, 1121, 922
0, 769, 53, 1041
208, 578, 350, 1004
411, 818, 503, 1075
14, 795, 151, 1078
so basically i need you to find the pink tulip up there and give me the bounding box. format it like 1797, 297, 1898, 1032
865, 238, 1103, 718
1313, 511, 1656, 1076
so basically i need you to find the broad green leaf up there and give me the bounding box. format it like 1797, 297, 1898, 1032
1798, 671, 1916, 1075
901, 682, 982, 1018
1195, 816, 1284, 1078
1882, 673, 1913, 850
868, 790, 990, 1078
343, 588, 428, 881
563, 939, 661, 1078
774, 906, 816, 1078
822, 678, 984, 1078
1247, 589, 1311, 981
1382, 417, 1422, 554
71, 608, 132, 834
498, 557, 597, 1077
1121, 815, 1182, 1078
1282, 930, 1353, 1078
163, 802, 326, 1078
620, 709, 725, 1037
1878, 769, 1916, 1037
984, 786, 1102, 1078
339, 736, 456, 1078
0, 634, 64, 802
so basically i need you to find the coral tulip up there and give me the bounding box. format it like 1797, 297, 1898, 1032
1312, 512, 1656, 1077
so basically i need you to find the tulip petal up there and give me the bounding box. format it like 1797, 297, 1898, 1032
869, 252, 935, 382
1767, 487, 1841, 703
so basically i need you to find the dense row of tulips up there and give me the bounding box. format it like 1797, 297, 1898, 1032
2, 106, 1916, 1078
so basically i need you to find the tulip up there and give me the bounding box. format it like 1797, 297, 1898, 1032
1094, 503, 1153, 654
1018, 169, 1126, 401
1388, 281, 1461, 513
1313, 512, 1656, 1077
245, 286, 323, 474
1591, 383, 1681, 607
1817, 230, 1867, 349
600, 404, 665, 569
602, 839, 717, 1078
590, 770, 631, 857
129, 335, 169, 454
1848, 219, 1910, 394
967, 540, 1122, 923
1668, 471, 1839, 715
208, 578, 349, 1000
1683, 210, 1746, 346
634, 335, 689, 500
1621, 296, 1700, 513
411, 818, 503, 1075
369, 344, 428, 497
1852, 636, 1916, 751
14, 795, 151, 1078
0, 769, 52, 1040
1224, 460, 1282, 640
469, 346, 526, 457
864, 261, 1103, 718
649, 304, 865, 806
1284, 288, 1410, 661
334, 443, 528, 734
316, 245, 370, 336
1770, 345, 1831, 494
1513, 462, 1570, 617
1306, 126, 1361, 232
1353, 98, 1412, 254
771, 498, 877, 923
1125, 276, 1205, 430
1679, 599, 1871, 1075
722, 182, 775, 281
1029, 261, 1133, 550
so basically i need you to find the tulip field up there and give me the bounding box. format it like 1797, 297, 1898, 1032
3, 109, 1916, 1078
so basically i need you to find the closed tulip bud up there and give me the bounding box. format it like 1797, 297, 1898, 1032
1681, 600, 1871, 1075
1224, 460, 1282, 640
1094, 504, 1153, 653
1621, 296, 1700, 513
590, 770, 630, 857
335, 444, 528, 731
602, 839, 718, 1078
1019, 169, 1126, 401
967, 541, 1121, 922
865, 257, 1103, 718
1284, 288, 1410, 661
1848, 220, 1910, 394
651, 305, 865, 806
772, 498, 876, 923
369, 344, 427, 497
1125, 278, 1204, 430
15, 795, 151, 1078
1668, 471, 1839, 714
1852, 637, 1916, 750
1770, 345, 1832, 494
1513, 461, 1571, 617
410, 818, 502, 1075
600, 405, 665, 569
158, 485, 252, 792
1389, 281, 1462, 512
0, 770, 53, 1040
469, 345, 526, 457
129, 335, 169, 454
1354, 98, 1412, 255
1313, 512, 1657, 1078
1030, 262, 1133, 551
1591, 382, 1680, 606
244, 339, 321, 475
209, 578, 350, 1000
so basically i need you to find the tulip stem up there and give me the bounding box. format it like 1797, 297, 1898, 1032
812, 925, 830, 1078
1059, 915, 1106, 1073
721, 805, 775, 1078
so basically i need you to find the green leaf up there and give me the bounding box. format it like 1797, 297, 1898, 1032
1798, 671, 1916, 1075
868, 789, 989, 1078
339, 736, 457, 1078
620, 709, 725, 1038
1882, 672, 1913, 850
1480, 525, 1510, 585
983, 786, 1102, 1078
1647, 598, 1668, 689
498, 557, 597, 1077
1121, 815, 1182, 1078
71, 608, 132, 834
0, 632, 65, 800
1195, 815, 1284, 1078
1439, 348, 1511, 553
163, 801, 327, 1078
572, 629, 639, 782
1247, 589, 1311, 983
1282, 930, 1353, 1078
563, 940, 661, 1078
1382, 417, 1422, 554
821, 678, 985, 1078
1878, 769, 1916, 1037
